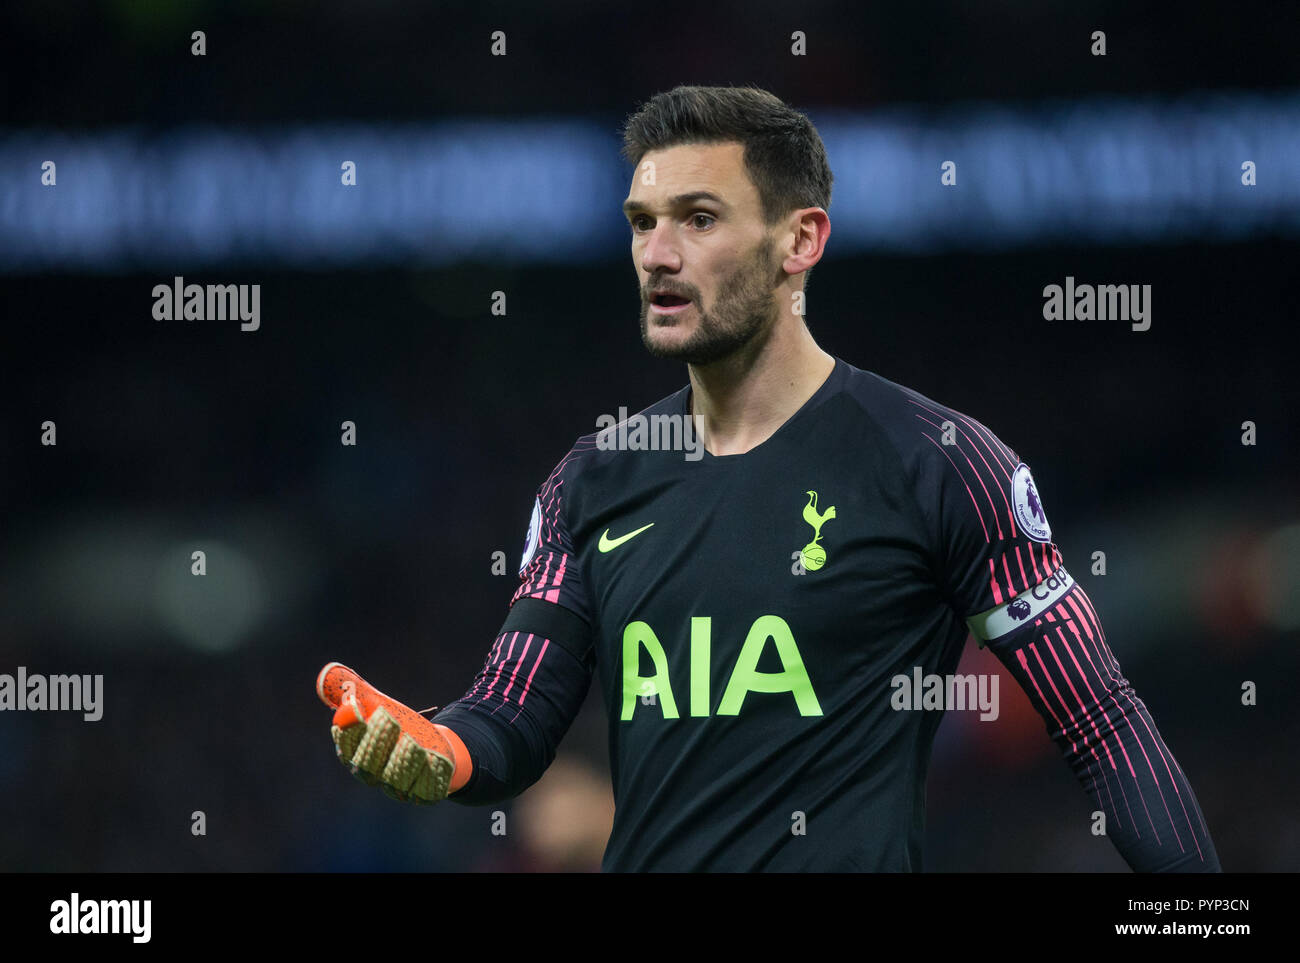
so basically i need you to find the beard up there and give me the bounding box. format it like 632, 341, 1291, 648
639, 236, 782, 366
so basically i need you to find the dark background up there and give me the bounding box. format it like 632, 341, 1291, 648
1, 0, 1296, 871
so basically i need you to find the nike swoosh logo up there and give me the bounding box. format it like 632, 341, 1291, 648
598, 522, 655, 553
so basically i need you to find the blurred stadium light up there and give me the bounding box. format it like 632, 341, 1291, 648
3, 90, 1298, 272
2, 513, 317, 653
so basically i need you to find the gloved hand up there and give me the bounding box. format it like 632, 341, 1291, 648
316, 661, 456, 804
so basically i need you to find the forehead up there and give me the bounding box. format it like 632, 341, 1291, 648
624, 141, 757, 209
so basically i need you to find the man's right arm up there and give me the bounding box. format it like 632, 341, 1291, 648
434, 447, 598, 805
432, 599, 594, 804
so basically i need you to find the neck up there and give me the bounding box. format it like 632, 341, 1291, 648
687, 317, 835, 457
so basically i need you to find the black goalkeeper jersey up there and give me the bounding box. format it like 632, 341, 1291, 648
432, 356, 1220, 872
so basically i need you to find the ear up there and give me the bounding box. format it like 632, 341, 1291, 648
782, 208, 830, 276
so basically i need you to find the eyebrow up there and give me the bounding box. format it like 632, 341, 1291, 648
622, 191, 730, 216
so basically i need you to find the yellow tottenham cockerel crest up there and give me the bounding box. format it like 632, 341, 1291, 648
797, 490, 836, 571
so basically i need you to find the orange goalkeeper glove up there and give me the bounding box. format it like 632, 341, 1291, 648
316, 661, 471, 804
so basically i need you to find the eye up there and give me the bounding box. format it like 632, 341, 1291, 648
691, 213, 715, 229
629, 214, 651, 232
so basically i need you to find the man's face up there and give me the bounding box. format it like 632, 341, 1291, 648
623, 142, 784, 365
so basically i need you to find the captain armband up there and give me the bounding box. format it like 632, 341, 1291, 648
964, 566, 1075, 648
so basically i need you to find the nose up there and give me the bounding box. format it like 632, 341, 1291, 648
639, 222, 682, 276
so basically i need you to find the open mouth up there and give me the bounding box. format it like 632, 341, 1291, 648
650, 292, 692, 314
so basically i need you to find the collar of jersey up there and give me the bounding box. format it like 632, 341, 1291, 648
680, 356, 847, 464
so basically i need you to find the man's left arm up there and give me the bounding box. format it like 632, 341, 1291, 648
907, 395, 1220, 871
968, 573, 1221, 872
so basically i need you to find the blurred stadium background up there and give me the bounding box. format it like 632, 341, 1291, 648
1, 0, 1296, 871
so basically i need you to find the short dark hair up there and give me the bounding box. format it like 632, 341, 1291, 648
620, 85, 833, 227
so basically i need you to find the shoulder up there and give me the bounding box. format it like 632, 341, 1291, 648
836, 361, 1022, 475
535, 381, 692, 492
836, 361, 1055, 549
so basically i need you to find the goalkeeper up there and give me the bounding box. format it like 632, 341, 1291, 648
316, 84, 1220, 872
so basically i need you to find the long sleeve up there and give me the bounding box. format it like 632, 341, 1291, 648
983, 579, 1221, 871
432, 599, 594, 805
900, 390, 1219, 870
432, 442, 597, 804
